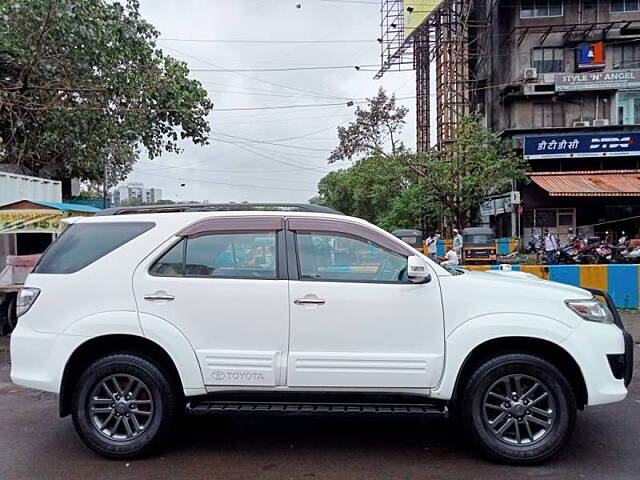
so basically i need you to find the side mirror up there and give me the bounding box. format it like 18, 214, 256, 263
407, 255, 431, 284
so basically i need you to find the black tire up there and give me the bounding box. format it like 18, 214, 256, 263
71, 353, 180, 459
461, 353, 576, 464
6, 295, 18, 332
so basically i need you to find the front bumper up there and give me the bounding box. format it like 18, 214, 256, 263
586, 288, 634, 388
561, 288, 633, 406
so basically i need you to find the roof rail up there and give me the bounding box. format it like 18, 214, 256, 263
95, 203, 343, 216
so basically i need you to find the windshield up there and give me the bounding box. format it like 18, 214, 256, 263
464, 234, 495, 246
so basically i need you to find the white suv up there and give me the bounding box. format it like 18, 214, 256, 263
10, 205, 633, 463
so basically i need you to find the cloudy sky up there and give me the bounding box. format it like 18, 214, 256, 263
126, 0, 416, 203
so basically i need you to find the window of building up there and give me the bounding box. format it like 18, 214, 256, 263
532, 47, 564, 73
533, 102, 565, 128
617, 91, 640, 124
295, 232, 408, 283
612, 43, 640, 69
521, 0, 563, 18
150, 232, 278, 279
611, 0, 640, 13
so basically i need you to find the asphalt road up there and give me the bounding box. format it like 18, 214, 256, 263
1, 316, 639, 480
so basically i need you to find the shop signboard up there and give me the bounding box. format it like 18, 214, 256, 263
524, 132, 640, 159
555, 69, 640, 92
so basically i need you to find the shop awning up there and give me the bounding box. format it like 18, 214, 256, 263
0, 200, 99, 234
529, 170, 640, 197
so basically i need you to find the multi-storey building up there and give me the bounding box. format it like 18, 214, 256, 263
112, 182, 162, 206
476, 0, 640, 242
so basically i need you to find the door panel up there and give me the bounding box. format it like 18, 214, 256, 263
288, 281, 444, 388
133, 228, 289, 388
286, 225, 445, 389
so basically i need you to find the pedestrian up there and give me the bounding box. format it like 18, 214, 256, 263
441, 247, 459, 267
452, 228, 463, 260
544, 228, 559, 265
426, 232, 440, 261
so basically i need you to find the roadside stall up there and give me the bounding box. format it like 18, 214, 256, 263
0, 200, 99, 334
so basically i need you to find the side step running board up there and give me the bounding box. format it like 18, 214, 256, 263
186, 401, 448, 418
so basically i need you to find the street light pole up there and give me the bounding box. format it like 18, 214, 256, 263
103, 150, 109, 209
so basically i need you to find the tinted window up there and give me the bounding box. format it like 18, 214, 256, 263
151, 232, 277, 279
149, 240, 185, 276
296, 232, 407, 283
34, 222, 154, 274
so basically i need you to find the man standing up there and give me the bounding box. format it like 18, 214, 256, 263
544, 228, 559, 265
426, 232, 440, 261
452, 228, 463, 261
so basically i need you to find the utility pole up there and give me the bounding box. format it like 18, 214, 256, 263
103, 150, 110, 209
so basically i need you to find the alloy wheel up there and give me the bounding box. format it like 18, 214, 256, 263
88, 374, 154, 441
482, 374, 556, 446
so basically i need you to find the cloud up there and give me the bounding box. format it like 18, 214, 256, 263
128, 0, 416, 203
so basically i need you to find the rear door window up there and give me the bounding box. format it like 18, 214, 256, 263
34, 222, 154, 274
150, 232, 278, 279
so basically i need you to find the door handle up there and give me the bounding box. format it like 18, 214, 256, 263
294, 297, 326, 305
144, 293, 175, 301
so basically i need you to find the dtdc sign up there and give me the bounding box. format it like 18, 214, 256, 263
523, 132, 640, 160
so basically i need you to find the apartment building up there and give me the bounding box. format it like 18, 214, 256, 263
112, 182, 163, 206
477, 0, 640, 241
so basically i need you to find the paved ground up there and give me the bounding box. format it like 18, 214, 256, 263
1, 314, 639, 480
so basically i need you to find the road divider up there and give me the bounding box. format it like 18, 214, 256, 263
459, 264, 639, 308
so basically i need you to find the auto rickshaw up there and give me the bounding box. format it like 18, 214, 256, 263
391, 229, 425, 254
462, 227, 496, 264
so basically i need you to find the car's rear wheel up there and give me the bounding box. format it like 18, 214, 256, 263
71, 353, 179, 459
461, 353, 576, 464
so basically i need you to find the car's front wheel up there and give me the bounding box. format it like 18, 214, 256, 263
462, 353, 576, 464
71, 353, 180, 458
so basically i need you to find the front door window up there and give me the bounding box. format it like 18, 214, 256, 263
296, 232, 408, 283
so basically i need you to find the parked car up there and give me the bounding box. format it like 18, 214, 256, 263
462, 227, 497, 264
10, 205, 633, 463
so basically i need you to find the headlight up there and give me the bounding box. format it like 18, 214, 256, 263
16, 287, 40, 317
565, 298, 614, 324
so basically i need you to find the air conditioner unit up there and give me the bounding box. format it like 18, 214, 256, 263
573, 121, 591, 127
593, 119, 610, 127
523, 84, 554, 96
523, 67, 538, 81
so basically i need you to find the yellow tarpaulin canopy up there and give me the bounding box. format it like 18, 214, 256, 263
0, 209, 93, 233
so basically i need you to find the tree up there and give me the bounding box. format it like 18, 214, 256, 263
317, 87, 526, 231
0, 0, 213, 184
418, 116, 528, 228
328, 88, 424, 173
312, 155, 412, 224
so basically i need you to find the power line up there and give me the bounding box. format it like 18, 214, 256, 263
158, 38, 376, 44
191, 64, 376, 72
132, 169, 317, 193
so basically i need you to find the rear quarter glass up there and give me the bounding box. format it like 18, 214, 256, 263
33, 222, 155, 274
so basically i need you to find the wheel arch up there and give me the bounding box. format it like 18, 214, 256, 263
59, 334, 183, 417
449, 336, 588, 413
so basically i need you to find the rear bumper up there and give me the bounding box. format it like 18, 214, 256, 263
10, 322, 83, 393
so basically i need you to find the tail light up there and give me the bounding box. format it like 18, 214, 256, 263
16, 287, 40, 317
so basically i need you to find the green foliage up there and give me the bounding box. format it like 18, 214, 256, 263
329, 87, 408, 164
316, 102, 527, 231
313, 155, 412, 225
0, 0, 213, 184
418, 116, 528, 228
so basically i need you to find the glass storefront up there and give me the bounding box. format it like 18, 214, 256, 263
617, 91, 640, 124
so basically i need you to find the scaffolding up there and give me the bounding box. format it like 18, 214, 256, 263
377, 1, 485, 152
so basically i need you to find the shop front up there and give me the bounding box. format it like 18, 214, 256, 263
519, 130, 640, 245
